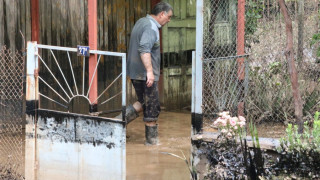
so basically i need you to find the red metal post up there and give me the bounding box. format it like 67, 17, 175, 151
88, 0, 98, 112
237, 0, 245, 116
31, 0, 39, 42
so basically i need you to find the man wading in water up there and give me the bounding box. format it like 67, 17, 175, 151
116, 2, 173, 145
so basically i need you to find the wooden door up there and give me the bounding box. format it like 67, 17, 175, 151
161, 0, 196, 110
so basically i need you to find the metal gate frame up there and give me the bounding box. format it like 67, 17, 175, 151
25, 41, 127, 180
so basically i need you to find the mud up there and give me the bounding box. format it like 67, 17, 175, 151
126, 111, 191, 180
30, 109, 125, 148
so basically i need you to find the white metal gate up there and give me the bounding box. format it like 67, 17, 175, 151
25, 41, 126, 180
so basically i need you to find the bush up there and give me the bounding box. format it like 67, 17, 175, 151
276, 111, 320, 178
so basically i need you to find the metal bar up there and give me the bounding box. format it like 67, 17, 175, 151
203, 54, 249, 62
69, 95, 91, 104
25, 41, 38, 180
67, 51, 79, 95
37, 44, 125, 57
122, 55, 126, 107
92, 73, 122, 104
39, 76, 68, 103
87, 54, 101, 97
39, 93, 68, 109
193, 0, 204, 135
82, 56, 85, 95
100, 92, 122, 105
88, 0, 98, 110
26, 42, 39, 101
31, 0, 39, 42
90, 50, 126, 57
195, 0, 203, 114
91, 109, 122, 116
38, 54, 71, 100
191, 51, 195, 114
50, 50, 74, 96
37, 44, 77, 52
237, 0, 246, 117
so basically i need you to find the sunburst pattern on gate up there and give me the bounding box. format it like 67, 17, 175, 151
27, 43, 126, 115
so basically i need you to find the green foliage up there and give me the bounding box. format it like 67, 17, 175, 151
247, 60, 320, 124
245, 0, 263, 36
279, 111, 320, 153
312, 111, 320, 149
310, 33, 320, 57
247, 61, 295, 123
249, 120, 260, 149
310, 10, 320, 58
276, 112, 320, 177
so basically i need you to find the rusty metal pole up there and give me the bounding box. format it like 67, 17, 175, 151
31, 0, 39, 42
237, 0, 245, 117
88, 0, 98, 112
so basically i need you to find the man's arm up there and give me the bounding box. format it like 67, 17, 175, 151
140, 53, 154, 87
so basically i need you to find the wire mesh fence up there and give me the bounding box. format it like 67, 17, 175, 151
0, 46, 25, 179
201, 0, 320, 129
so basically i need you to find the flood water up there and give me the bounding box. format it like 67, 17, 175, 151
126, 111, 191, 180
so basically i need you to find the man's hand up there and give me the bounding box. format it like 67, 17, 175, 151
146, 71, 155, 87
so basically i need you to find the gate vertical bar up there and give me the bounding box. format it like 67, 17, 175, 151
192, 0, 204, 135
25, 41, 39, 180
122, 55, 126, 121
237, 0, 246, 116
191, 51, 195, 118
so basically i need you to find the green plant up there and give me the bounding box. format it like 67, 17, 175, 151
247, 60, 320, 124
276, 111, 320, 177
310, 9, 320, 58
245, 0, 263, 36
247, 62, 296, 124
279, 111, 320, 153
310, 33, 320, 57
312, 111, 320, 151
161, 151, 197, 180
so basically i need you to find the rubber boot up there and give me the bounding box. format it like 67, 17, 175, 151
145, 124, 158, 145
115, 104, 139, 124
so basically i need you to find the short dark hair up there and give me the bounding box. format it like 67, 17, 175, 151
151, 2, 173, 16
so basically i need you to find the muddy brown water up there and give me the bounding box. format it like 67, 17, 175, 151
126, 111, 191, 180
126, 111, 287, 180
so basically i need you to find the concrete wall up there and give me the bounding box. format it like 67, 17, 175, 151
25, 109, 126, 180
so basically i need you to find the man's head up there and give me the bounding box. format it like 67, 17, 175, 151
151, 2, 173, 26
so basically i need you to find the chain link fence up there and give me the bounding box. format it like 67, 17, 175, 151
0, 46, 25, 179
202, 0, 320, 128
202, 0, 247, 125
